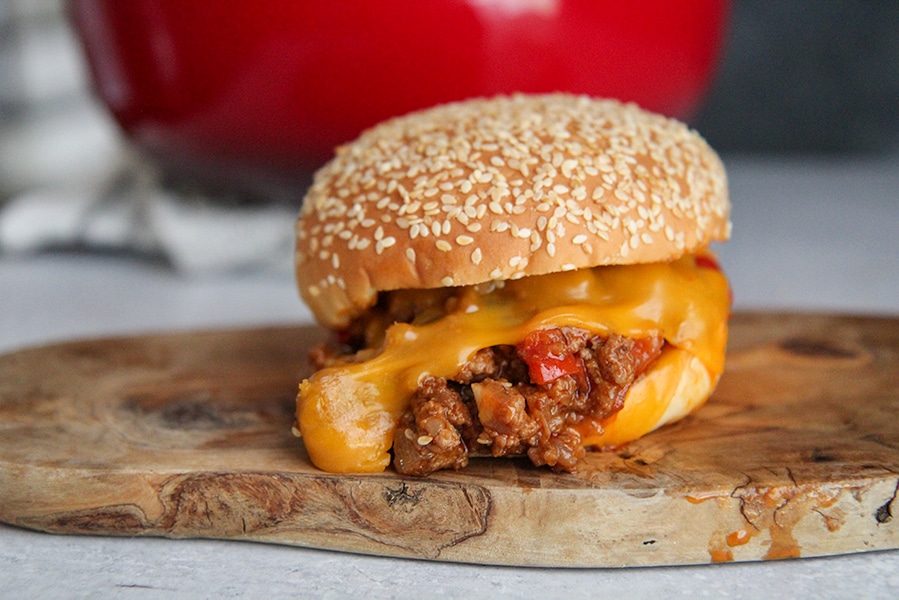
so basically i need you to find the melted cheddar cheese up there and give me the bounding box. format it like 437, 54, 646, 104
297, 255, 730, 473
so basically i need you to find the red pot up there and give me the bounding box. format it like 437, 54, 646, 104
71, 0, 728, 194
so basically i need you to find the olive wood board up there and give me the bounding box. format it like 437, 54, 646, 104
1, 313, 897, 568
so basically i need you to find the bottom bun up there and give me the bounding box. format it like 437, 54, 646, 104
581, 347, 715, 449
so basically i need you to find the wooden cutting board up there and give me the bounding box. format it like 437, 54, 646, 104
1, 313, 897, 567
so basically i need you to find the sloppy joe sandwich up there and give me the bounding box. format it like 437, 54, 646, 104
293, 94, 731, 475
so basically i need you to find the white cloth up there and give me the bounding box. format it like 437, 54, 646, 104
0, 163, 299, 275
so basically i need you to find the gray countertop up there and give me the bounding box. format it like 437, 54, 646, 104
2, 155, 898, 598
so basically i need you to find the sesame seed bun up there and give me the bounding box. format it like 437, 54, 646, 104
295, 94, 730, 329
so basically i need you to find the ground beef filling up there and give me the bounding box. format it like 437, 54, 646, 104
393, 328, 664, 476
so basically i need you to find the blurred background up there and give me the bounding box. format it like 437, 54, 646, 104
696, 1, 899, 155
0, 0, 897, 293
2, 0, 895, 199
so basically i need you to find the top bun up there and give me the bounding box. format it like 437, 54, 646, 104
296, 94, 730, 328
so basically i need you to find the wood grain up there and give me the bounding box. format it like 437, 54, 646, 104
0, 314, 897, 567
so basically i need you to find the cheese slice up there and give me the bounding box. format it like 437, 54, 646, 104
297, 254, 730, 473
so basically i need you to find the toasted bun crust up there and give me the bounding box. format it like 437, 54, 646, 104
296, 94, 730, 328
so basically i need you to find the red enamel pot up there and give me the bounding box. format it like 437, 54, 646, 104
70, 0, 728, 194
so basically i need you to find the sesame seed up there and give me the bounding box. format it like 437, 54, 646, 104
376, 236, 396, 254
456, 235, 474, 246
552, 152, 564, 168
471, 247, 483, 264
441, 276, 454, 286
436, 240, 452, 252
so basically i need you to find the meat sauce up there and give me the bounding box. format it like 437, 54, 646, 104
392, 328, 663, 476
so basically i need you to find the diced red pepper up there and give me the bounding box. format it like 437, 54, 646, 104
517, 329, 582, 385
694, 254, 721, 271
629, 335, 665, 377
